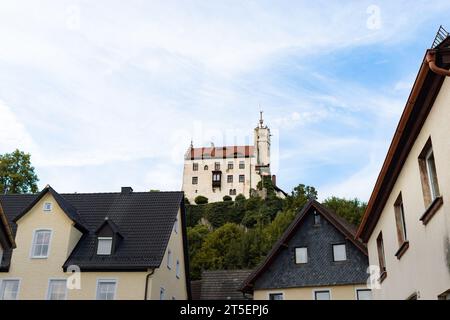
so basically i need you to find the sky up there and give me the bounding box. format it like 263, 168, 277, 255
1, 1, 450, 201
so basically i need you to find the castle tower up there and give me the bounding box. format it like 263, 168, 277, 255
254, 111, 271, 175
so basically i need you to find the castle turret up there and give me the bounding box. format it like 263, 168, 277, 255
254, 111, 271, 175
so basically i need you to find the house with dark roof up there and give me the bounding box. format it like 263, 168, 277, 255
0, 185, 191, 300
192, 270, 253, 300
0, 202, 15, 270
241, 200, 371, 300
357, 28, 450, 300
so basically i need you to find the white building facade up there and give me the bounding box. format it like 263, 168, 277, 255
182, 114, 271, 203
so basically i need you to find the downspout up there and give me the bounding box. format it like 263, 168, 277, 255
144, 268, 155, 300
426, 50, 450, 77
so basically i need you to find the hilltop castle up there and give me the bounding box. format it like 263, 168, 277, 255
182, 113, 282, 203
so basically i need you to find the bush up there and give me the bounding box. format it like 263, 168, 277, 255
223, 195, 232, 201
194, 195, 208, 205
235, 194, 246, 202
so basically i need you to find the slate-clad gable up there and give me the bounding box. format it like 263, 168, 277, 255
254, 210, 368, 289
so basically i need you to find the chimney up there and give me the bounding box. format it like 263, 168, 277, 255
271, 175, 276, 186
121, 187, 133, 195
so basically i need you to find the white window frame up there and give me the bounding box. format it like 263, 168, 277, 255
96, 279, 118, 300
0, 243, 3, 264
267, 292, 284, 300
425, 149, 440, 200
176, 260, 180, 279
313, 289, 332, 300
43, 202, 52, 212
332, 243, 347, 262
30, 229, 52, 259
167, 249, 172, 269
355, 288, 372, 300
160, 287, 165, 300
239, 161, 245, 169
0, 278, 21, 300
173, 217, 178, 234
46, 279, 68, 300
97, 237, 113, 255
295, 247, 308, 264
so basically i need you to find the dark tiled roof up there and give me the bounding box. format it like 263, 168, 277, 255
190, 280, 202, 300
0, 189, 184, 270
186, 146, 255, 160
198, 270, 253, 300
241, 200, 368, 293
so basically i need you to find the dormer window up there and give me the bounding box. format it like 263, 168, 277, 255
43, 202, 52, 212
95, 218, 122, 256
97, 237, 113, 255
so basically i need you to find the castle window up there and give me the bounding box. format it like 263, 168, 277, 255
193, 163, 198, 171
239, 161, 245, 169
227, 175, 233, 183
214, 162, 220, 170
192, 177, 198, 185
239, 175, 245, 183
204, 165, 208, 170
229, 189, 236, 196
228, 162, 233, 170
97, 237, 113, 255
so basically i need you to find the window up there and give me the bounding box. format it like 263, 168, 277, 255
97, 237, 113, 255
333, 244, 347, 262
356, 289, 372, 300
96, 280, 117, 300
295, 247, 308, 264
227, 175, 233, 183
0, 244, 3, 264
204, 165, 208, 170
31, 230, 52, 258
239, 175, 245, 183
214, 162, 220, 170
394, 193, 408, 246
269, 293, 283, 300
160, 287, 165, 300
176, 260, 180, 278
313, 211, 321, 225
376, 232, 387, 280
314, 290, 331, 300
167, 249, 172, 269
228, 162, 233, 170
173, 217, 178, 233
192, 163, 198, 171
43, 202, 52, 212
418, 139, 440, 206
47, 280, 67, 300
0, 280, 20, 300
192, 177, 198, 185
239, 161, 245, 169
229, 189, 236, 196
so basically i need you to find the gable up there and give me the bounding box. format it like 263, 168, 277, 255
253, 208, 369, 290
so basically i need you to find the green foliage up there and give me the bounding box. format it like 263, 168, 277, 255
0, 149, 39, 194
235, 194, 246, 202
149, 189, 160, 192
323, 196, 367, 226
223, 195, 232, 201
194, 195, 208, 205
187, 224, 211, 279
184, 197, 190, 205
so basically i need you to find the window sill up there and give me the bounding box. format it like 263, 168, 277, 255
31, 256, 48, 259
420, 196, 443, 225
378, 271, 387, 283
395, 241, 409, 259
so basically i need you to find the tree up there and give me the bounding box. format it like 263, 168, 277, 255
194, 195, 208, 205
284, 184, 317, 212
0, 149, 39, 194
323, 196, 367, 226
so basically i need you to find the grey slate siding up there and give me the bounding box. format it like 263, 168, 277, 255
254, 208, 369, 290
199, 270, 253, 300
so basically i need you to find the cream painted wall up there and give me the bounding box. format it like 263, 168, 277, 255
148, 208, 188, 300
253, 284, 369, 300
0, 193, 188, 300
367, 76, 450, 300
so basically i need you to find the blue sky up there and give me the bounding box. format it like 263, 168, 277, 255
1, 1, 450, 201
